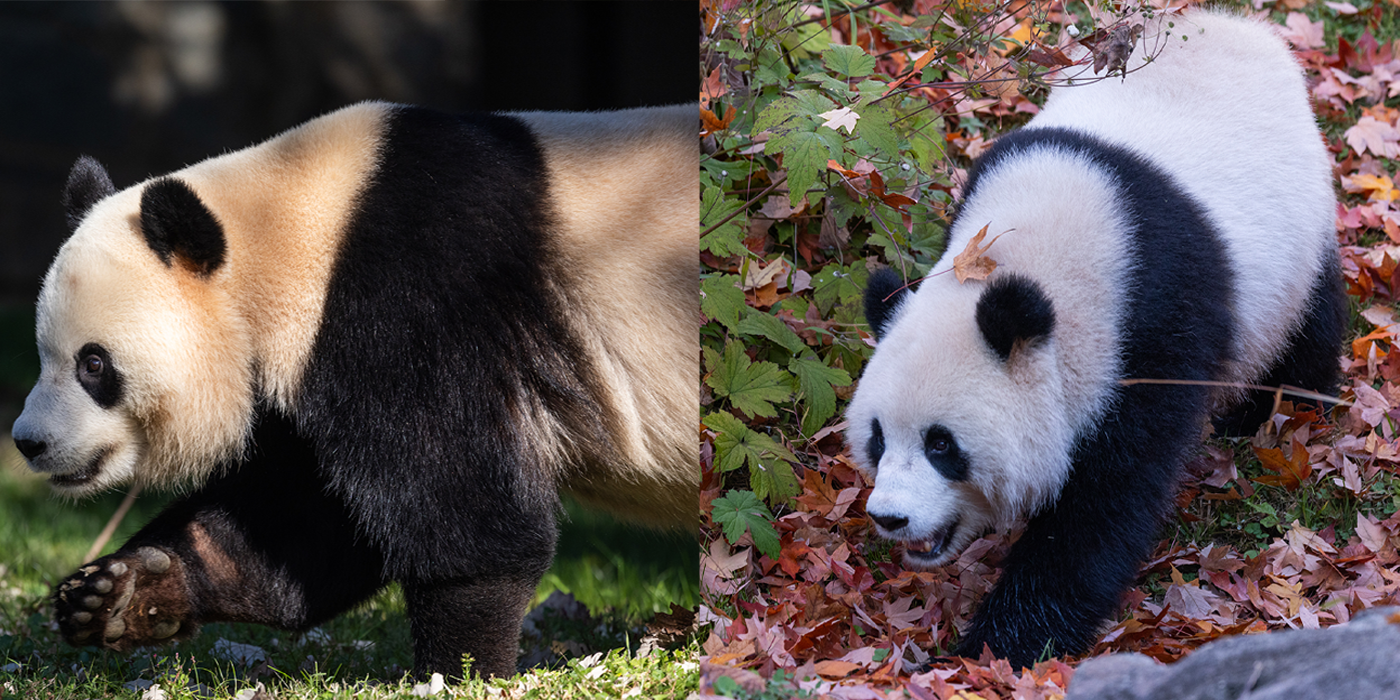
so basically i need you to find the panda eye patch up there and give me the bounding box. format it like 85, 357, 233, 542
867, 419, 886, 467
923, 425, 968, 481
74, 343, 123, 409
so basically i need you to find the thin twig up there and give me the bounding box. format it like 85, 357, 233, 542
1117, 378, 1351, 407
701, 172, 788, 239
85, 484, 142, 562
791, 0, 899, 29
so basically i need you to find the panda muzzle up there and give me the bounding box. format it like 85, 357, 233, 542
904, 519, 958, 560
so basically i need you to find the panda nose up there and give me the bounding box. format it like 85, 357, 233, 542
14, 438, 46, 460
870, 513, 909, 531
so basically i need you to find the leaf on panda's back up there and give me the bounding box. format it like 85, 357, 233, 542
705, 342, 794, 418
953, 223, 1004, 283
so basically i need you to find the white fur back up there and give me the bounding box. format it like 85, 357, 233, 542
1032, 10, 1335, 381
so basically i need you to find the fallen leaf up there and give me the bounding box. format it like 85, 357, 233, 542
1280, 12, 1326, 50
1345, 116, 1400, 158
815, 660, 863, 679
819, 107, 861, 134
701, 107, 737, 136
953, 224, 1003, 283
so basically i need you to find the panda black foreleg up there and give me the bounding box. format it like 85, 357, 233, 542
955, 402, 1197, 667
52, 413, 387, 652
1213, 258, 1347, 437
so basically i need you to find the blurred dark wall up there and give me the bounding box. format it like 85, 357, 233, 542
0, 0, 692, 421
0, 0, 694, 304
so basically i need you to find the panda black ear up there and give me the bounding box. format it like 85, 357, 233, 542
140, 178, 227, 277
62, 156, 117, 232
865, 267, 910, 341
975, 274, 1055, 362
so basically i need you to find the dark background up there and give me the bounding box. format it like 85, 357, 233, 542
0, 0, 693, 422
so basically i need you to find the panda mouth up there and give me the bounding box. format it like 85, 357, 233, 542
48, 448, 110, 488
903, 519, 959, 563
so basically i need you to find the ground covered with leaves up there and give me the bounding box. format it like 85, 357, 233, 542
699, 0, 1400, 697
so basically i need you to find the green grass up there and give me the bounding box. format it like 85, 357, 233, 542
0, 440, 698, 698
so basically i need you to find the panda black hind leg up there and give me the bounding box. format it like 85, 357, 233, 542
403, 573, 546, 680
1213, 255, 1348, 437
53, 412, 387, 652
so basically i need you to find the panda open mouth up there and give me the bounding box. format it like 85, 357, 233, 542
48, 448, 110, 488
903, 519, 959, 563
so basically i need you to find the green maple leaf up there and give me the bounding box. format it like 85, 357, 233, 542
700, 274, 746, 331
700, 185, 748, 257
705, 342, 793, 418
855, 103, 900, 156
822, 45, 876, 78
735, 309, 806, 354
710, 490, 781, 559
747, 457, 802, 505
767, 128, 842, 208
704, 411, 800, 505
753, 90, 830, 135
755, 91, 842, 208
790, 356, 853, 436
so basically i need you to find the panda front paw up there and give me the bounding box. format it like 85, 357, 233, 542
52, 546, 194, 650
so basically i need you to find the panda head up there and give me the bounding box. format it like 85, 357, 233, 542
11, 157, 253, 495
847, 269, 1075, 568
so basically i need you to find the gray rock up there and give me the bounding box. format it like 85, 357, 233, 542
1067, 606, 1400, 700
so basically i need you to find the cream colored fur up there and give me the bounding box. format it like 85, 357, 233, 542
23, 102, 699, 527
26, 102, 386, 492
514, 106, 699, 528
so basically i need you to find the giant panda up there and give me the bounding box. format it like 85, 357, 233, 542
10, 102, 698, 678
846, 10, 1344, 667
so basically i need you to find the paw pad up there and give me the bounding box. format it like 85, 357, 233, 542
52, 546, 192, 651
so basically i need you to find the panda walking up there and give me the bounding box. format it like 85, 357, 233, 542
12, 102, 697, 678
846, 10, 1344, 666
